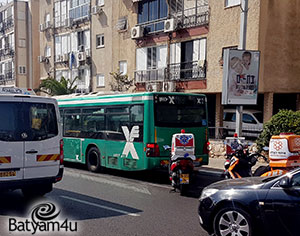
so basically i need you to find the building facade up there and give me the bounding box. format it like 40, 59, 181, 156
0, 0, 40, 89
37, 0, 300, 128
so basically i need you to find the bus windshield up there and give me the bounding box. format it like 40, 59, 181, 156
154, 94, 207, 127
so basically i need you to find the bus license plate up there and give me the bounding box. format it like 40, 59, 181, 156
180, 174, 189, 184
0, 171, 16, 177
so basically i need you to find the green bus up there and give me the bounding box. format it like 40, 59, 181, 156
56, 92, 209, 172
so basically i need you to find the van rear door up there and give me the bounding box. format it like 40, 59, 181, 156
0, 98, 25, 181
22, 97, 61, 179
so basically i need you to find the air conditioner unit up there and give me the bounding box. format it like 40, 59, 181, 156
146, 83, 161, 92
164, 18, 176, 33
77, 52, 86, 62
39, 23, 45, 32
131, 26, 143, 39
63, 53, 69, 62
38, 56, 45, 63
163, 81, 176, 92
92, 6, 104, 15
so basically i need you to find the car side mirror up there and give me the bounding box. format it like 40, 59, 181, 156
279, 176, 292, 188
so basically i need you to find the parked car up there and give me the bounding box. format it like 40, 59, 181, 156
198, 168, 300, 236
0, 87, 63, 197
223, 109, 263, 138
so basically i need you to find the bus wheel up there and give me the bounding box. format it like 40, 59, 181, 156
87, 147, 102, 172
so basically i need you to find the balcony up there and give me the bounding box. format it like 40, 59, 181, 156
0, 71, 15, 85
134, 68, 166, 83
167, 61, 206, 81
136, 17, 167, 35
173, 4, 209, 30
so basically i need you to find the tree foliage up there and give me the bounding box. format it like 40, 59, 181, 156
109, 71, 134, 92
256, 109, 300, 150
34, 76, 78, 96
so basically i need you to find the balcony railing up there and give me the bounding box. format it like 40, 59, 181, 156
134, 68, 166, 83
168, 61, 206, 81
136, 17, 167, 35
5, 70, 14, 80
173, 4, 209, 29
0, 71, 15, 85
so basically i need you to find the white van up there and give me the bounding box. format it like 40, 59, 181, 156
223, 109, 263, 138
0, 87, 63, 197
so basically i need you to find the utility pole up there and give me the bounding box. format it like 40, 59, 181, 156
236, 0, 248, 137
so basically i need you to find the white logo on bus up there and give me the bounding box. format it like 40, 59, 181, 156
122, 126, 139, 160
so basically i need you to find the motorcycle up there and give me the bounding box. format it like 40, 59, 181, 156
164, 130, 195, 195
224, 144, 269, 179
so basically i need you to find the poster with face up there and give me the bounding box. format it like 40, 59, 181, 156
222, 49, 260, 105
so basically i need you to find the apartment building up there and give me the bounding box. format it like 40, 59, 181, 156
130, 0, 300, 127
91, 0, 136, 92
39, 0, 136, 93
0, 0, 40, 89
39, 0, 91, 93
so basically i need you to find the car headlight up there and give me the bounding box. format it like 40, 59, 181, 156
200, 188, 219, 200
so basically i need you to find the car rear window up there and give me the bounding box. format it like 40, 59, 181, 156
0, 102, 58, 142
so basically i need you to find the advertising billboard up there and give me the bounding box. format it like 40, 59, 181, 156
222, 49, 260, 105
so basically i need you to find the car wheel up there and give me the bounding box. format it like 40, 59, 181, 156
213, 206, 252, 236
87, 147, 102, 172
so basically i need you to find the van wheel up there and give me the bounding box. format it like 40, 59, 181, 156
87, 147, 102, 172
22, 183, 53, 198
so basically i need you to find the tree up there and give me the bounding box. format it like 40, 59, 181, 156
109, 71, 134, 92
34, 76, 78, 96
256, 109, 300, 150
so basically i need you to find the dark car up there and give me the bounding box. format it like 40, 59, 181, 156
198, 168, 300, 236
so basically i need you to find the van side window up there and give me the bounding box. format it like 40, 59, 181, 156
243, 114, 257, 124
224, 112, 235, 122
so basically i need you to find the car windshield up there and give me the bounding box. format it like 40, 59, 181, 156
0, 102, 58, 142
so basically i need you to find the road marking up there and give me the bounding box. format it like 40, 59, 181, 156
64, 170, 151, 195
60, 195, 140, 217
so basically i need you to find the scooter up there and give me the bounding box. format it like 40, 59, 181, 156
224, 144, 269, 179
164, 130, 195, 195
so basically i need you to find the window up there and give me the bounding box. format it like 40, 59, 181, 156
291, 173, 300, 187
19, 39, 26, 48
97, 0, 104, 6
225, 0, 241, 8
69, 0, 90, 20
243, 114, 257, 124
44, 46, 51, 58
154, 95, 206, 127
119, 61, 127, 75
19, 66, 26, 75
0, 102, 58, 142
147, 47, 157, 69
45, 13, 51, 23
96, 34, 104, 48
138, 0, 168, 33
97, 74, 105, 87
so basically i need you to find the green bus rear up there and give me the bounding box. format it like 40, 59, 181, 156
57, 92, 209, 171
